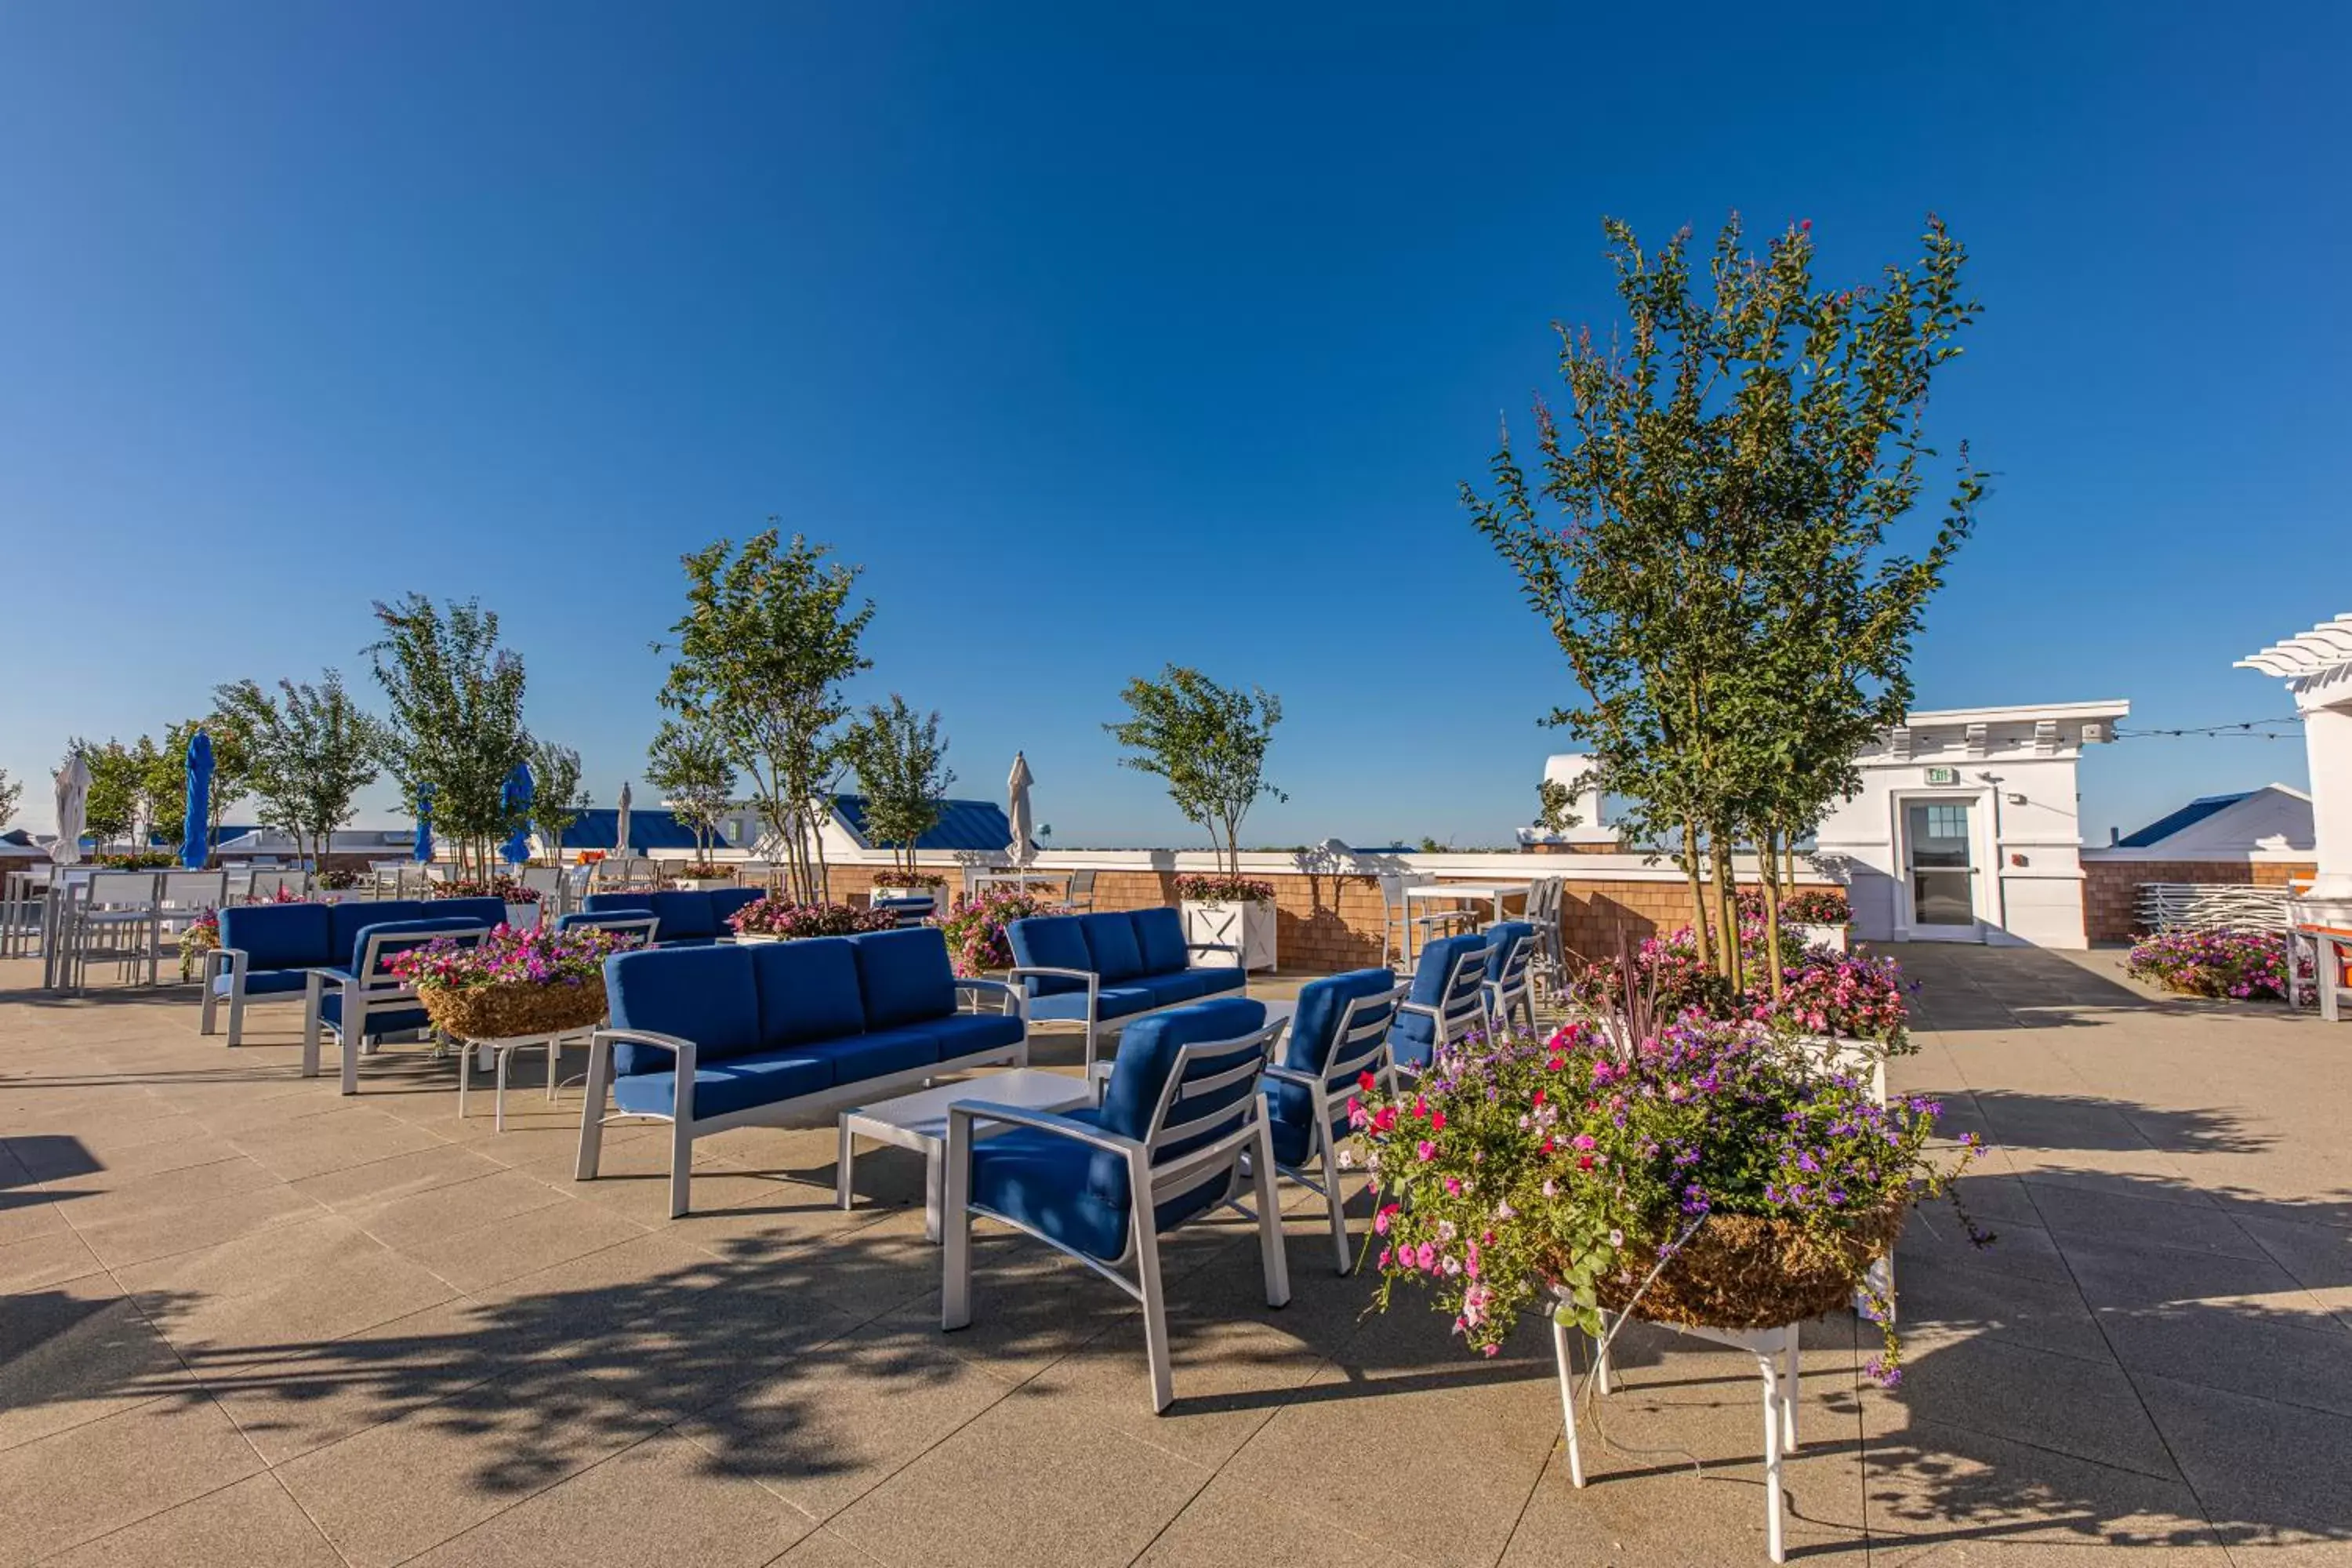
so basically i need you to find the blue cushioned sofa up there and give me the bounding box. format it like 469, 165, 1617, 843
200, 896, 508, 1047
579, 887, 768, 946
1004, 909, 1247, 1075
576, 925, 1026, 1217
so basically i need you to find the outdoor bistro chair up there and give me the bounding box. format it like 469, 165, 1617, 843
1, 862, 55, 959
65, 871, 163, 989
943, 996, 1290, 1413
1522, 876, 1567, 1004
1259, 969, 1408, 1272
156, 870, 228, 969
245, 868, 310, 902
519, 865, 568, 916
1064, 868, 1099, 914
303, 916, 495, 1095
1481, 920, 1538, 1036
1375, 870, 1472, 971
1388, 930, 1492, 1080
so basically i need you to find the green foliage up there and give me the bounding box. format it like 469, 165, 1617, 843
1467, 212, 1980, 992
145, 717, 256, 851
68, 738, 141, 846
0, 766, 18, 828
212, 672, 386, 867
367, 595, 532, 876
644, 715, 738, 859
1104, 665, 1284, 879
659, 528, 874, 903
1535, 779, 1581, 836
527, 740, 590, 859
841, 695, 954, 876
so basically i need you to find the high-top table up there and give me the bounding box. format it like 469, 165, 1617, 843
1400, 880, 1532, 967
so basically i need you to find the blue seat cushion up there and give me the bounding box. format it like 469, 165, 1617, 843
218, 902, 332, 972
1193, 966, 1247, 998
750, 938, 866, 1047
328, 899, 427, 970
1267, 1114, 1315, 1169
1131, 907, 1189, 975
1080, 913, 1146, 982
1266, 968, 1397, 1164
1026, 983, 1163, 1025
318, 990, 429, 1038
849, 928, 956, 1030
1391, 932, 1489, 1068
1007, 916, 1091, 997
1484, 921, 1536, 983
612, 1048, 834, 1120
216, 967, 310, 996
927, 1011, 1025, 1061
605, 945, 764, 1076
814, 1025, 940, 1085
1134, 971, 1211, 1007
967, 1109, 1243, 1264
647, 891, 717, 942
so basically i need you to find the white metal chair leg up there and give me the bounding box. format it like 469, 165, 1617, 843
1132, 1182, 1175, 1414
573, 1034, 611, 1180
1252, 1121, 1292, 1308
941, 1112, 974, 1330
1317, 1135, 1352, 1275
666, 1109, 695, 1218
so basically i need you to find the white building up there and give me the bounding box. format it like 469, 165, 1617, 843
2107, 783, 2313, 855
2238, 613, 2352, 921
1517, 754, 1620, 848
1813, 700, 2129, 948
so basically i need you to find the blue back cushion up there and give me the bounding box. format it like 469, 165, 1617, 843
1392, 931, 1490, 1061
1131, 907, 1189, 975
849, 927, 956, 1029
583, 893, 655, 917
219, 902, 332, 971
1080, 912, 1146, 982
1098, 996, 1269, 1144
1484, 921, 1535, 984
709, 887, 767, 928
750, 938, 867, 1046
329, 899, 428, 970
604, 946, 764, 1075
647, 891, 717, 942
1271, 968, 1397, 1134
1007, 916, 1091, 997
350, 916, 492, 978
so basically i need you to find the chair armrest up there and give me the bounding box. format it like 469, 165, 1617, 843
1007, 965, 1098, 985
1394, 998, 1440, 1024
1259, 1062, 1324, 1092
953, 977, 1021, 1014
589, 1027, 699, 1073
946, 1101, 1142, 1158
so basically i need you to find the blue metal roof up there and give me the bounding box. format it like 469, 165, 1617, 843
2116, 792, 2251, 849
561, 808, 705, 853
830, 793, 1018, 853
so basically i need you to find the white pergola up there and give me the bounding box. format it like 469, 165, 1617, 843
2238, 614, 2352, 907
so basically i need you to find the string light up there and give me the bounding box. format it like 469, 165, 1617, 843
2111, 718, 2302, 741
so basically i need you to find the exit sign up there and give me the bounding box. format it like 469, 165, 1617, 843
1925, 766, 1959, 786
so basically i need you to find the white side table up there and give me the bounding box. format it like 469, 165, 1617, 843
455, 1029, 592, 1131
1552, 1301, 1805, 1563
838, 1068, 1095, 1242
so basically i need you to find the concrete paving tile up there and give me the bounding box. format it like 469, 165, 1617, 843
0, 1185, 72, 1245
339, 1166, 573, 1251
1884, 1330, 2179, 1479
40, 1473, 342, 1568
2022, 1181, 2274, 1260
50, 1148, 295, 1228
0, 1224, 105, 1290
69, 1178, 325, 1270
2093, 1298, 2352, 1417
274, 1362, 671, 1568
289, 1140, 510, 1210
677, 1318, 1018, 1521
0, 1394, 266, 1566
2057, 1232, 2319, 1313
397, 1192, 650, 1292
1017, 1307, 1327, 1469
405, 1431, 818, 1568
827, 1388, 1211, 1568
768, 1529, 893, 1566
229, 1104, 450, 1181
1136, 1467, 1424, 1567
117, 1214, 461, 1352
0, 1271, 192, 1454
2134, 1370, 2352, 1542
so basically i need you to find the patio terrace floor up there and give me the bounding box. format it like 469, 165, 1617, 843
2, 945, 2347, 1566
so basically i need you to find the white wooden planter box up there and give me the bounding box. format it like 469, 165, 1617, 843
1796, 923, 1849, 953
1181, 898, 1277, 974
674, 877, 735, 892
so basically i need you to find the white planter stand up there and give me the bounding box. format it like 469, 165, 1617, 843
1796, 923, 1849, 953
1182, 898, 1277, 973
674, 877, 734, 893
1553, 1304, 1804, 1563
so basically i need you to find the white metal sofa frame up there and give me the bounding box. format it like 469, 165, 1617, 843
942, 1013, 1292, 1412
1011, 937, 1244, 1083
303, 922, 493, 1094
1260, 980, 1410, 1273
574, 975, 1029, 1218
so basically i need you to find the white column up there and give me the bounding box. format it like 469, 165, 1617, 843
2303, 699, 2352, 902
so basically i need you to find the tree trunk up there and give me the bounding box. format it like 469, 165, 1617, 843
1679, 815, 1713, 972
1758, 826, 1785, 1003
1710, 833, 1741, 994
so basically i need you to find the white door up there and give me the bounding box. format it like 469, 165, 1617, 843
1903, 800, 1982, 941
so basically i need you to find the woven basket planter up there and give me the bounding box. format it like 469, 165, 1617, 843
1581, 1205, 1907, 1329
417, 979, 609, 1042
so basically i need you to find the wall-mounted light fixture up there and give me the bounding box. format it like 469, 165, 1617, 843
2005, 793, 2027, 806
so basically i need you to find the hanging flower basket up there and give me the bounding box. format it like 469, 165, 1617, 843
417, 979, 608, 1041
1575, 1205, 1907, 1330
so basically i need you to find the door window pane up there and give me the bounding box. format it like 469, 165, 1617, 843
1905, 800, 1976, 925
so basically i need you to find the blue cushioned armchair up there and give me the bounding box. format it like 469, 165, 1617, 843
302, 913, 500, 1094
942, 996, 1290, 1412
576, 926, 1026, 1217
1004, 908, 1247, 1076
202, 896, 507, 1046
1388, 930, 1491, 1077
1481, 920, 1537, 1036
1260, 968, 1406, 1273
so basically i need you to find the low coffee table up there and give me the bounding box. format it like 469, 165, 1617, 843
837, 1068, 1095, 1243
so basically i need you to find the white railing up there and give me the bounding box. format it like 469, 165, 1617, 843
2132, 882, 2296, 933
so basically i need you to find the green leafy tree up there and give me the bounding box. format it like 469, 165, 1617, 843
1104, 666, 1285, 879
144, 717, 256, 855
367, 595, 532, 877
212, 673, 386, 868
527, 740, 590, 864
841, 695, 954, 877
644, 717, 738, 861
69, 738, 140, 849
1468, 212, 1977, 995
1535, 779, 1581, 837
658, 528, 873, 902
0, 766, 19, 829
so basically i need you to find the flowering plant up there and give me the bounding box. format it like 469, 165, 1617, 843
432, 878, 541, 903
316, 868, 363, 891
1570, 926, 1911, 1047
385, 922, 636, 992
931, 887, 1058, 975
1172, 873, 1276, 903
677, 862, 734, 880
1355, 1016, 1983, 1385
874, 872, 946, 888
178, 910, 220, 981
2126, 927, 2292, 1001
729, 898, 897, 938
1780, 888, 1852, 926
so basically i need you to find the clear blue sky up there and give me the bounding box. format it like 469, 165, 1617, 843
3, 2, 2345, 848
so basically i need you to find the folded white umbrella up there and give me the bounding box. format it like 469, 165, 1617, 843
49, 753, 89, 866
1006, 753, 1034, 868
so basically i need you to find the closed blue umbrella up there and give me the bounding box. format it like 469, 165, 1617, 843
180, 730, 214, 869
413, 783, 436, 865
499, 763, 535, 866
